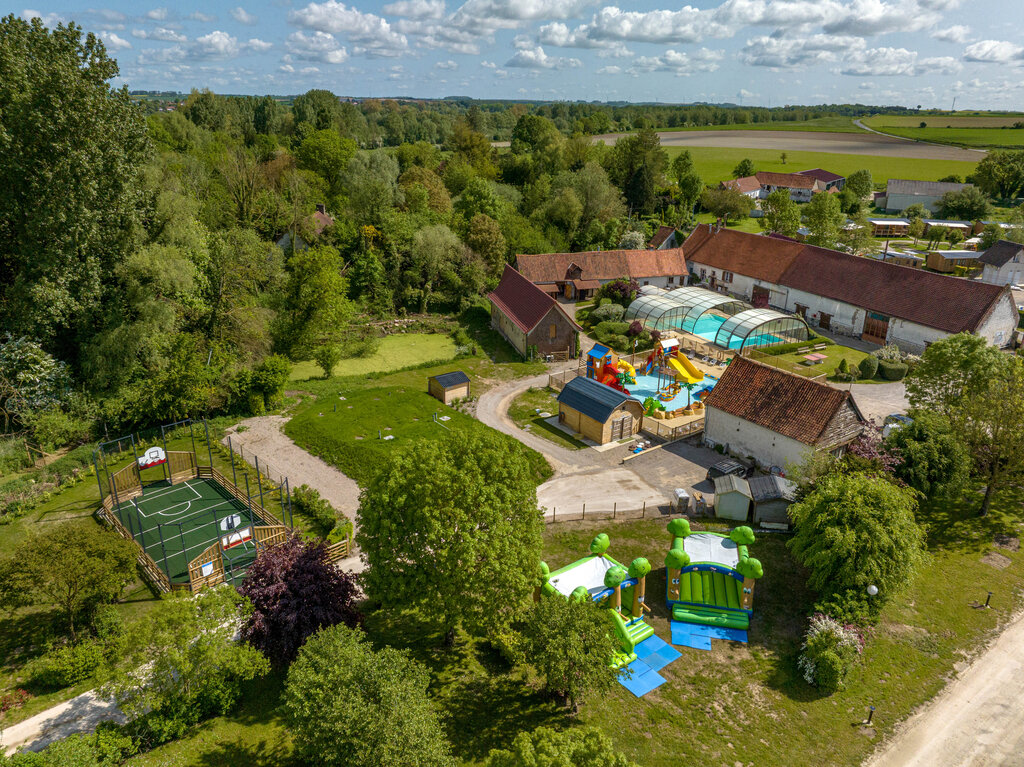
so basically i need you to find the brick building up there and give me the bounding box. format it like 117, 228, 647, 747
488, 265, 581, 359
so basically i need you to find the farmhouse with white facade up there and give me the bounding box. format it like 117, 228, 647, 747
515, 247, 688, 300
979, 240, 1024, 286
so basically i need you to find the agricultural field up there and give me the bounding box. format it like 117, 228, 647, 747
863, 115, 1024, 149
654, 116, 863, 133
865, 114, 1024, 128
672, 146, 978, 186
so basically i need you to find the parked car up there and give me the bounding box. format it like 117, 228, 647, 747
882, 413, 913, 438
706, 458, 751, 481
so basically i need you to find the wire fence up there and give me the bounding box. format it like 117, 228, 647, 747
542, 499, 674, 524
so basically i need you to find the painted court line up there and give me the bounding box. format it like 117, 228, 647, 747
138, 480, 202, 504
137, 499, 244, 543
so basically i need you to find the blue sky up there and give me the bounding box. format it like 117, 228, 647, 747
18, 0, 1024, 107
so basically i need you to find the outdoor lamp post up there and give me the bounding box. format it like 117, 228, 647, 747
867, 584, 879, 597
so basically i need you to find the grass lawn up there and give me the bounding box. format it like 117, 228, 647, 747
669, 146, 978, 186
747, 344, 875, 381
285, 386, 552, 487
864, 114, 1024, 128
129, 486, 1024, 766
694, 211, 763, 234
863, 115, 1024, 148
289, 333, 458, 381
655, 116, 863, 134
508, 387, 588, 451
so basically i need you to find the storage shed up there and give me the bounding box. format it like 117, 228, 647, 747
713, 474, 752, 521
556, 376, 644, 444
427, 371, 470, 405
749, 475, 797, 529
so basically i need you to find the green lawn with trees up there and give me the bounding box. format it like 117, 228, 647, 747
508, 387, 588, 451
288, 333, 459, 381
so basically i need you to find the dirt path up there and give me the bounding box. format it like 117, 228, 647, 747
1, 690, 124, 756
865, 609, 1024, 767
224, 415, 365, 573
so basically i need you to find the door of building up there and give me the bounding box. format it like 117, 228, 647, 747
610, 413, 632, 441
751, 285, 770, 308
818, 312, 832, 330
862, 312, 890, 345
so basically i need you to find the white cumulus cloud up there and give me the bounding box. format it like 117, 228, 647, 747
383, 0, 446, 19
289, 1, 408, 55
932, 24, 970, 43
963, 39, 1024, 63
100, 30, 132, 50
230, 7, 259, 25
132, 27, 187, 42
286, 30, 350, 63
505, 42, 581, 69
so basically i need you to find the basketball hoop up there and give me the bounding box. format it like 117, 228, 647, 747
137, 446, 167, 469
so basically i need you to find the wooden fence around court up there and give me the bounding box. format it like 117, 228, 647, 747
96, 497, 172, 593
167, 450, 197, 484
253, 525, 288, 549
109, 462, 143, 502
187, 540, 225, 593
197, 466, 283, 529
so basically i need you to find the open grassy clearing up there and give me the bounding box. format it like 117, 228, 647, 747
865, 114, 1024, 128
128, 488, 1024, 766
289, 333, 458, 381
864, 125, 1024, 149
507, 387, 588, 451
748, 345, 875, 382
672, 146, 978, 186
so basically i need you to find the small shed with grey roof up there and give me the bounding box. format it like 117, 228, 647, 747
428, 371, 470, 405
713, 474, 753, 522
749, 475, 798, 529
555, 376, 644, 444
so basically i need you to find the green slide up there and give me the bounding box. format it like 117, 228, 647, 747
607, 610, 654, 667
672, 604, 749, 630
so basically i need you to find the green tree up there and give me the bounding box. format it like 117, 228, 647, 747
845, 169, 873, 200
905, 333, 1006, 416
0, 524, 136, 640
399, 166, 452, 215
839, 214, 874, 256
699, 187, 751, 224
758, 190, 801, 236
344, 150, 402, 225
732, 158, 755, 178
605, 128, 667, 214
484, 726, 639, 767
901, 202, 930, 221
935, 186, 991, 220
466, 213, 507, 275
357, 431, 543, 645
100, 587, 270, 740
788, 473, 924, 620
292, 88, 343, 131
0, 335, 71, 430
295, 130, 357, 192
524, 595, 619, 713
455, 177, 502, 220
570, 162, 626, 229
283, 624, 454, 767
803, 192, 846, 249
908, 217, 926, 245
885, 411, 971, 498
0, 16, 151, 361
276, 245, 355, 360
972, 149, 1024, 199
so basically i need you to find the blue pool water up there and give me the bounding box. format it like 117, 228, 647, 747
686, 314, 783, 350
627, 373, 715, 411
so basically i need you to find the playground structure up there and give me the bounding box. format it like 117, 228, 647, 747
537, 533, 654, 669
585, 344, 632, 395
93, 419, 294, 594
664, 519, 763, 632
641, 339, 715, 417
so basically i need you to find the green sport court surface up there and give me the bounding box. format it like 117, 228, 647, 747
114, 478, 260, 586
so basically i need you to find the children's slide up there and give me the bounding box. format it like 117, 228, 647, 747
617, 359, 637, 384
667, 356, 703, 385
643, 353, 656, 375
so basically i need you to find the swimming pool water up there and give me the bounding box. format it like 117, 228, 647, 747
685, 314, 783, 349
628, 373, 715, 411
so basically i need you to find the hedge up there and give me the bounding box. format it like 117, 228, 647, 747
858, 355, 879, 380
877, 359, 908, 381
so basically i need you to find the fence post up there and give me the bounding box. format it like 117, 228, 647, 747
255, 455, 265, 511
613, 501, 617, 519
228, 436, 238, 488
582, 502, 585, 520
642, 500, 646, 518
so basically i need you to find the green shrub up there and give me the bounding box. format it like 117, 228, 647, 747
877, 359, 908, 380
590, 303, 625, 323
814, 650, 845, 694
858, 355, 879, 380
574, 308, 590, 324
327, 517, 354, 543
0, 436, 32, 474
598, 298, 611, 307
797, 614, 863, 694
488, 627, 527, 667
30, 640, 105, 689
292, 484, 338, 536
833, 358, 859, 382
91, 604, 124, 640
22, 408, 92, 451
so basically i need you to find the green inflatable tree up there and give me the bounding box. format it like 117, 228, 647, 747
570, 586, 590, 603
664, 547, 690, 602
603, 565, 627, 612
667, 518, 691, 538
730, 526, 756, 545
589, 533, 610, 557
737, 557, 763, 580
628, 558, 651, 617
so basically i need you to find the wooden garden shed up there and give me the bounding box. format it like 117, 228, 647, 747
749, 475, 797, 529
713, 474, 752, 522
428, 371, 470, 405
556, 376, 644, 445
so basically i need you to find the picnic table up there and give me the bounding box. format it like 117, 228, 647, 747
802, 353, 827, 365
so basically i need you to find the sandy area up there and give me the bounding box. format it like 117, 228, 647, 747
865, 608, 1024, 767
536, 467, 668, 521
1, 691, 125, 755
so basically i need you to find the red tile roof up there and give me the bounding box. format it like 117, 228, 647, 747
649, 225, 676, 248
797, 168, 844, 184
683, 225, 1011, 334
755, 171, 820, 190
722, 176, 761, 194
704, 357, 864, 446
515, 248, 686, 284
488, 265, 582, 334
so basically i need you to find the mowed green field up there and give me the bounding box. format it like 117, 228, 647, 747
661, 116, 862, 133
671, 145, 978, 185
289, 333, 458, 381
863, 115, 1024, 149
865, 114, 1024, 128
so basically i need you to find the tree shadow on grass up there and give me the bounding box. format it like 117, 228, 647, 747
0, 609, 61, 676
922, 486, 1022, 553
195, 735, 295, 767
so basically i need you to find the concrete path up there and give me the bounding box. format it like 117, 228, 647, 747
865, 609, 1024, 767
1, 690, 124, 756
843, 382, 909, 425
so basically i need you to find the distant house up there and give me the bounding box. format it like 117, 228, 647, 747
515, 248, 687, 300
879, 180, 973, 214
648, 226, 679, 250
921, 219, 973, 237
979, 240, 1024, 286
874, 250, 924, 269
703, 357, 867, 471
868, 218, 910, 238
722, 171, 825, 202
556, 376, 644, 445
488, 265, 581, 359
276, 204, 334, 252
796, 168, 845, 191
682, 224, 1018, 351
925, 250, 982, 274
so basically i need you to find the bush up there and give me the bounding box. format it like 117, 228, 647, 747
797, 614, 863, 694
873, 344, 904, 363
814, 650, 845, 694
575, 308, 590, 324
291, 484, 338, 536
858, 355, 879, 380
594, 320, 629, 337
756, 334, 834, 357
832, 358, 859, 383
22, 408, 92, 451
91, 604, 124, 640
877, 359, 908, 380
590, 303, 625, 323
327, 517, 354, 543
30, 640, 105, 689
488, 627, 528, 667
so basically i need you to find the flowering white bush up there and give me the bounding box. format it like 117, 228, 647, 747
797, 614, 864, 692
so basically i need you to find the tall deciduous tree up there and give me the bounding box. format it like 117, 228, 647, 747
357, 431, 543, 645
283, 624, 455, 767
276, 245, 355, 360
606, 128, 667, 214
484, 726, 639, 767
732, 158, 755, 178
0, 16, 151, 363
844, 169, 873, 200
699, 187, 751, 224
802, 192, 846, 249
758, 190, 801, 236
905, 333, 1006, 416
935, 186, 990, 220
238, 536, 362, 666
885, 411, 970, 499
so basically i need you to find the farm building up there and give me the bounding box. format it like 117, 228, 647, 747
796, 168, 845, 191
488, 265, 582, 359
722, 171, 826, 202
878, 180, 973, 213
556, 376, 644, 445
868, 218, 910, 237
648, 225, 679, 250
275, 204, 334, 252
515, 247, 688, 300
683, 225, 1017, 352
427, 371, 470, 405
925, 250, 982, 274
979, 240, 1024, 286
702, 357, 867, 471
748, 475, 797, 529
713, 474, 752, 522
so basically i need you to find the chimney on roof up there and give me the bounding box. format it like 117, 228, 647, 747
315, 203, 327, 215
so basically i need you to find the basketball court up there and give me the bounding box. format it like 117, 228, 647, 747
113, 477, 260, 585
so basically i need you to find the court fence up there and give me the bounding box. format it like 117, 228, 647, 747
97, 494, 173, 593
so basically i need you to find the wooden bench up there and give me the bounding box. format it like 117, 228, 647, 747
796, 346, 811, 354
813, 343, 828, 351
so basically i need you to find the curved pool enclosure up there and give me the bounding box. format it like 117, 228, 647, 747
624, 286, 809, 350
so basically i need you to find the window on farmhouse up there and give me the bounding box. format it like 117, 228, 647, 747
722, 271, 734, 283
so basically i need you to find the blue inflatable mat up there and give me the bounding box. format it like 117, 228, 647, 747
634, 635, 681, 671
670, 620, 748, 649
617, 660, 666, 698
687, 623, 749, 643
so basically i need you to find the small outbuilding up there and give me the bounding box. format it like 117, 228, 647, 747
427, 371, 470, 405
713, 474, 752, 522
749, 475, 797, 529
556, 376, 644, 444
